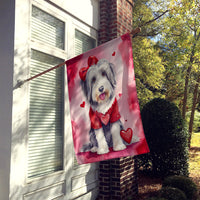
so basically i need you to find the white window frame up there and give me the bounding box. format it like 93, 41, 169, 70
11, 0, 99, 199
27, 1, 67, 182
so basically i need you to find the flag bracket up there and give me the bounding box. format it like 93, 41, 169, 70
13, 80, 26, 90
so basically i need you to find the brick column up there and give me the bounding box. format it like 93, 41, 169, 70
99, 0, 134, 45
98, 0, 138, 199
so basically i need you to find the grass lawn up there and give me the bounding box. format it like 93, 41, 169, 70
190, 132, 200, 147
189, 132, 200, 191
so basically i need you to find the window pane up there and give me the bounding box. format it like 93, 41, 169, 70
75, 29, 96, 56
28, 50, 64, 178
32, 6, 65, 49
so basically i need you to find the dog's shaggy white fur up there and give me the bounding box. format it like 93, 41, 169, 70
81, 59, 126, 154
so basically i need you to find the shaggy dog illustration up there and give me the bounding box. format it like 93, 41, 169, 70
79, 56, 127, 154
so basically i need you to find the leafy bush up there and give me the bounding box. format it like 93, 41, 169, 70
162, 175, 198, 200
138, 98, 189, 177
159, 187, 187, 200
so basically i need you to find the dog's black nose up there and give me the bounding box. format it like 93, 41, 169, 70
99, 86, 104, 92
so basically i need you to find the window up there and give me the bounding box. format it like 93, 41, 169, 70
28, 5, 97, 178
31, 6, 65, 50
28, 6, 65, 178
75, 29, 96, 56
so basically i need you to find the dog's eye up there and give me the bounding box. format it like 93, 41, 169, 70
91, 77, 96, 84
102, 71, 106, 77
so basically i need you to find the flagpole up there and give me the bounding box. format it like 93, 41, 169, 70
15, 29, 141, 89
15, 61, 66, 88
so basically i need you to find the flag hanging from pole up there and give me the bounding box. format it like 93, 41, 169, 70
66, 33, 149, 164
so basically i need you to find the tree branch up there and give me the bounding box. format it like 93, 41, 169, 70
136, 76, 166, 94
140, 10, 169, 28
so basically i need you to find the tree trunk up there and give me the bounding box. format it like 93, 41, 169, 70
182, 32, 199, 119
196, 92, 200, 109
188, 73, 200, 148
182, 65, 192, 119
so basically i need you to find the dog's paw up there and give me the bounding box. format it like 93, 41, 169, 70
97, 147, 109, 155
113, 143, 126, 151
91, 146, 98, 153
131, 135, 140, 143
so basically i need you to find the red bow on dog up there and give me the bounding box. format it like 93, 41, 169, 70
79, 56, 98, 81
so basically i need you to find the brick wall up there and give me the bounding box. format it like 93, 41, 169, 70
99, 0, 134, 45
97, 0, 139, 199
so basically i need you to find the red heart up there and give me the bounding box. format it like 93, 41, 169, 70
119, 93, 122, 98
112, 51, 116, 56
99, 113, 110, 125
120, 128, 133, 144
80, 101, 85, 108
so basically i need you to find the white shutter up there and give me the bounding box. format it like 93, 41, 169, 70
28, 50, 64, 178
31, 6, 64, 50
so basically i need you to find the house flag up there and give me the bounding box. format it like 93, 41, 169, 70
66, 33, 149, 164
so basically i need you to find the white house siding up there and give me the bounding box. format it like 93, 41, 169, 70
0, 0, 15, 200
48, 0, 99, 30
0, 0, 100, 199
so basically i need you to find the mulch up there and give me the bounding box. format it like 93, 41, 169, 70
136, 172, 200, 200
137, 172, 162, 200
135, 148, 200, 200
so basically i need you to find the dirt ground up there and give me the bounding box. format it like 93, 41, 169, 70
137, 172, 162, 200
136, 148, 200, 200
137, 172, 200, 200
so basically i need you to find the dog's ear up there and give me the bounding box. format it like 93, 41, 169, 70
86, 79, 92, 103
108, 62, 116, 88
80, 80, 90, 100
82, 75, 93, 104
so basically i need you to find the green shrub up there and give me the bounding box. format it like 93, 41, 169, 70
159, 186, 187, 200
163, 175, 198, 200
139, 98, 189, 177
